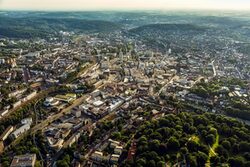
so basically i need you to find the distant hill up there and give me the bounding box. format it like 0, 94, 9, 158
0, 16, 121, 39
126, 23, 209, 52
129, 23, 207, 35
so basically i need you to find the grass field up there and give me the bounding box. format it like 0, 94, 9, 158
206, 128, 219, 167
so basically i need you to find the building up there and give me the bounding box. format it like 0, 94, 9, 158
127, 140, 137, 160
0, 126, 14, 141
0, 109, 9, 117
24, 51, 40, 59
110, 154, 119, 164
0, 141, 4, 154
0, 58, 5, 64
11, 124, 30, 139
21, 118, 33, 125
55, 94, 76, 103
25, 91, 37, 100
8, 89, 27, 98
114, 146, 123, 155
10, 154, 36, 167
109, 139, 120, 149
72, 109, 81, 118
13, 101, 22, 108
43, 97, 59, 107
109, 100, 124, 112
91, 151, 104, 162
93, 100, 104, 107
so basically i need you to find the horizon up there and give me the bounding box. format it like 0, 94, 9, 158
1, 0, 250, 11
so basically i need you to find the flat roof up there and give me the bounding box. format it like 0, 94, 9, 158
10, 154, 36, 167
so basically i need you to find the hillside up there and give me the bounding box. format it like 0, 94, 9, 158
129, 23, 207, 36
0, 17, 121, 38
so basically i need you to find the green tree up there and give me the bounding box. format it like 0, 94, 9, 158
167, 137, 180, 151
148, 160, 156, 167
136, 158, 146, 166
189, 155, 197, 167
239, 141, 250, 152
221, 140, 231, 150
56, 160, 69, 167
156, 161, 165, 167
205, 134, 215, 145
196, 151, 208, 166
228, 156, 245, 167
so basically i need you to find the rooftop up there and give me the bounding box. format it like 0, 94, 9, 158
10, 154, 36, 167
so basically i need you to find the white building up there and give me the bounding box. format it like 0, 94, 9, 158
0, 126, 14, 141
21, 118, 33, 125
91, 151, 104, 162
44, 97, 59, 107
114, 146, 123, 155
11, 124, 31, 139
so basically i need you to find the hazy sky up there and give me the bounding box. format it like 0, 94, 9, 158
0, 0, 250, 10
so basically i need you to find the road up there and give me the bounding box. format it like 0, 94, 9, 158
4, 63, 98, 153
31, 95, 89, 134
33, 100, 44, 166
157, 75, 179, 96
49, 80, 110, 166
51, 94, 124, 166
190, 76, 204, 88
6, 94, 90, 151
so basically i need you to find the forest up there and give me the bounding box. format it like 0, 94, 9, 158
120, 112, 250, 167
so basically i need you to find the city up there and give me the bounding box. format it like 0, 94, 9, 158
0, 2, 250, 167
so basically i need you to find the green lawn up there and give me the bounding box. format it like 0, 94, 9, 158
206, 128, 219, 167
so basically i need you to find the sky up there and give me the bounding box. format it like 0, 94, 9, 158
0, 0, 250, 11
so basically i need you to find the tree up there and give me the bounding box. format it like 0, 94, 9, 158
188, 155, 197, 167
167, 137, 180, 151
30, 146, 39, 154
239, 141, 250, 152
228, 157, 244, 167
136, 158, 146, 166
35, 161, 42, 167
156, 161, 165, 167
187, 140, 199, 152
180, 147, 188, 155
150, 132, 163, 140
205, 134, 215, 145
244, 161, 250, 167
210, 156, 220, 166
196, 151, 208, 166
158, 143, 167, 155
2, 161, 10, 167
244, 152, 250, 161
56, 160, 69, 167
148, 160, 156, 167
221, 140, 231, 150
209, 128, 217, 136
183, 123, 190, 132
111, 132, 122, 140
232, 143, 239, 154
138, 136, 147, 144
149, 139, 160, 151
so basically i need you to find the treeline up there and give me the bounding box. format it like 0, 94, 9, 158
225, 107, 250, 121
